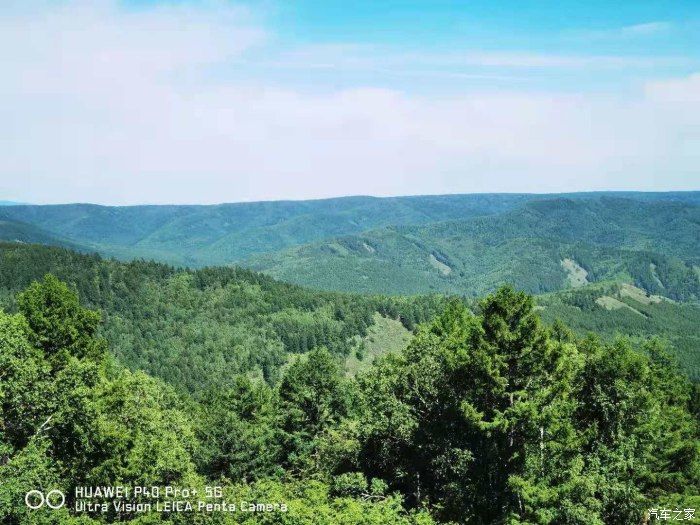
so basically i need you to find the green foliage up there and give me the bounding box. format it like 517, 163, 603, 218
1, 268, 698, 523
0, 243, 442, 392
196, 376, 281, 482
279, 348, 351, 473
18, 274, 106, 364
249, 197, 700, 300
331, 472, 368, 498
0, 311, 51, 448
538, 283, 700, 380
351, 287, 699, 524
89, 369, 200, 490
0, 279, 201, 523
195, 478, 436, 525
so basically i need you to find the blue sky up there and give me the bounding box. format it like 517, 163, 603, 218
135, 0, 700, 93
271, 0, 698, 50
1, 0, 698, 204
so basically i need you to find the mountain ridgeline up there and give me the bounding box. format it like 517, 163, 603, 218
248, 196, 700, 299
0, 193, 537, 266
1, 192, 698, 302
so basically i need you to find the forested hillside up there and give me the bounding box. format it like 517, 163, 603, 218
0, 218, 80, 249
537, 282, 700, 380
0, 243, 443, 391
1, 192, 698, 271
249, 197, 700, 299
1, 241, 698, 384
2, 193, 698, 303
0, 194, 537, 266
1, 276, 697, 523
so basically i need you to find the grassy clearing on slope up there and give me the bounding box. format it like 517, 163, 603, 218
429, 253, 452, 275
538, 282, 700, 380
618, 282, 665, 304
595, 295, 645, 316
345, 313, 413, 376
560, 258, 588, 287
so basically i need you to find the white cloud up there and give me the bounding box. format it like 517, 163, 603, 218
1, 1, 264, 94
620, 22, 671, 36
261, 45, 690, 73
645, 73, 700, 104
0, 1, 698, 204
571, 21, 673, 42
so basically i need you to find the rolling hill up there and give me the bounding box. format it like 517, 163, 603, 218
1, 192, 698, 303
247, 197, 700, 300
0, 217, 83, 249
0, 194, 537, 266
0, 242, 444, 392
0, 241, 697, 384
0, 191, 697, 267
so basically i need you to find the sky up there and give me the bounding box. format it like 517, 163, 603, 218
1, 0, 699, 204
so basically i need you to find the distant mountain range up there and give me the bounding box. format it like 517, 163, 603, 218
247, 196, 700, 300
1, 191, 698, 300
0, 194, 537, 265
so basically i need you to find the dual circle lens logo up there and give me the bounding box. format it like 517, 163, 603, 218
25, 490, 65, 510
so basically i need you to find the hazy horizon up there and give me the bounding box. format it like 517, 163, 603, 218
2, 188, 700, 208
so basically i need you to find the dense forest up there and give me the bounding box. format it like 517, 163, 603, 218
1, 272, 698, 524
2, 196, 699, 339
537, 283, 700, 381
1, 194, 699, 301
0, 193, 540, 266
0, 243, 444, 392
248, 197, 700, 299
2, 242, 699, 386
